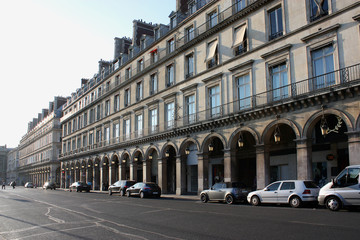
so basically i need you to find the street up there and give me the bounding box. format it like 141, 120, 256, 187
0, 187, 358, 240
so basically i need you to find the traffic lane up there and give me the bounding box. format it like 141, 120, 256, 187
2, 189, 360, 240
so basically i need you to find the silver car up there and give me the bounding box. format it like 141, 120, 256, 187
318, 165, 360, 211
200, 182, 249, 204
247, 180, 319, 208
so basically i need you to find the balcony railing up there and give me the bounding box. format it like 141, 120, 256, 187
59, 63, 360, 159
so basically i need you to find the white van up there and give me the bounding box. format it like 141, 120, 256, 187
318, 165, 360, 211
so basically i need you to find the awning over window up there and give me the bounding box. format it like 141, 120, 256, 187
205, 40, 218, 62
150, 48, 157, 54
233, 25, 246, 47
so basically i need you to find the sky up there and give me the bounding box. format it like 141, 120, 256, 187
0, 0, 175, 148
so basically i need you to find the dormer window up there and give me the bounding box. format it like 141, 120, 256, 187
170, 15, 177, 29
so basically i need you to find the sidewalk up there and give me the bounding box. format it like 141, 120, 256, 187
59, 188, 199, 201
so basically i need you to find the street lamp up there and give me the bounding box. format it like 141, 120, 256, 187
238, 132, 244, 148
185, 147, 190, 155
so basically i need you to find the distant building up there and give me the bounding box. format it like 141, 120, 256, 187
7, 148, 19, 184
59, 0, 360, 195
0, 145, 11, 183
18, 96, 67, 186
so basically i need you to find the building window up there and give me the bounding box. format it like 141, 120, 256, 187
104, 127, 110, 144
138, 59, 144, 73
170, 15, 177, 29
186, 53, 194, 79
98, 87, 102, 98
149, 108, 158, 133
136, 82, 143, 102
63, 125, 67, 137
233, 24, 247, 56
168, 38, 175, 54
113, 123, 120, 139
209, 85, 221, 117
124, 119, 130, 140
83, 112, 88, 126
234, 0, 246, 13
140, 39, 146, 50
125, 67, 132, 80
270, 62, 289, 101
311, 45, 335, 89
236, 74, 251, 110
105, 100, 110, 116
96, 129, 102, 144
72, 139, 76, 151
135, 114, 143, 137
185, 94, 196, 124
189, 0, 197, 14
83, 135, 87, 148
150, 73, 158, 95
68, 122, 71, 135
150, 49, 158, 63
269, 6, 283, 40
77, 137, 81, 149
206, 40, 218, 69
166, 64, 175, 87
208, 10, 218, 29
67, 142, 71, 153
154, 28, 160, 40
89, 133, 94, 146
310, 0, 328, 22
166, 102, 175, 129
114, 94, 120, 112
124, 88, 130, 107
106, 81, 110, 92
115, 75, 120, 85
96, 104, 101, 120
186, 26, 195, 42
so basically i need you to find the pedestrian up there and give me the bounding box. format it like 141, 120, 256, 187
11, 181, 16, 189
2, 181, 5, 190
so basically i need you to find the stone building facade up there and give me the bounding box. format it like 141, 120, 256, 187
0, 145, 11, 183
7, 148, 19, 184
18, 97, 67, 187
59, 0, 360, 195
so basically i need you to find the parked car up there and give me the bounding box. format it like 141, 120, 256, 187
69, 182, 91, 192
43, 181, 56, 190
108, 180, 136, 196
24, 182, 34, 188
247, 180, 319, 208
200, 182, 250, 204
126, 182, 161, 198
318, 165, 360, 211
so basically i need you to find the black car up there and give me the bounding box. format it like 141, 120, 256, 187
126, 182, 161, 198
43, 181, 56, 190
108, 180, 136, 196
69, 182, 91, 192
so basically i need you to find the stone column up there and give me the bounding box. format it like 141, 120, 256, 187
296, 138, 313, 180
197, 153, 209, 194
255, 144, 270, 189
223, 149, 233, 182
347, 131, 360, 165
158, 158, 167, 193
130, 162, 136, 181
143, 160, 151, 182
92, 167, 96, 190
119, 163, 125, 180
100, 165, 104, 191
175, 155, 185, 195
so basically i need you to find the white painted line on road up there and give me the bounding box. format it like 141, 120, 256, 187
45, 207, 65, 223
289, 221, 327, 227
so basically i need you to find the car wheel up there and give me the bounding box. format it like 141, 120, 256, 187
140, 191, 145, 199
120, 189, 124, 196
250, 195, 260, 206
126, 191, 131, 197
109, 190, 112, 195
225, 194, 234, 204
200, 194, 208, 203
76, 188, 80, 192
289, 196, 302, 208
326, 196, 341, 211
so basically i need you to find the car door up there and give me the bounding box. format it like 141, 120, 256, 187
277, 181, 295, 203
208, 183, 226, 200
260, 182, 281, 203
335, 167, 360, 205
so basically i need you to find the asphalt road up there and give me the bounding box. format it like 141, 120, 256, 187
0, 187, 358, 240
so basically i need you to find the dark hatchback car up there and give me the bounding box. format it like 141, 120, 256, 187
126, 182, 161, 198
69, 181, 91, 192
43, 181, 56, 190
200, 182, 250, 204
108, 180, 136, 196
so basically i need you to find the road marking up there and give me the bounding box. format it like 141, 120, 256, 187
45, 207, 65, 223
